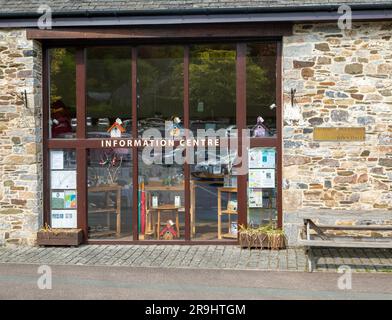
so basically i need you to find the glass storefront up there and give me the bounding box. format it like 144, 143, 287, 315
86, 47, 132, 138
190, 146, 238, 240
87, 148, 133, 239
46, 41, 281, 243
246, 43, 277, 137
138, 148, 185, 240
49, 48, 76, 139
137, 45, 184, 138
189, 44, 236, 135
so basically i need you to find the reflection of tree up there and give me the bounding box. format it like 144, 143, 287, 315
137, 46, 273, 121
138, 46, 184, 119
188, 49, 236, 116
176, 47, 272, 119
50, 48, 76, 107
50, 46, 274, 121
86, 48, 132, 118
246, 55, 275, 109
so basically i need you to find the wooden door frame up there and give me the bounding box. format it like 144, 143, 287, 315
42, 31, 284, 244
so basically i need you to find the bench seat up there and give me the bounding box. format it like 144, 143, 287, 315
298, 239, 392, 249
300, 218, 392, 271
307, 224, 392, 231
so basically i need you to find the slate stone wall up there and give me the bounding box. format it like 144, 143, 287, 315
0, 29, 42, 245
282, 22, 392, 244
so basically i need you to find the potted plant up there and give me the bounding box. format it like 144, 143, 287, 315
37, 224, 83, 246
239, 224, 286, 250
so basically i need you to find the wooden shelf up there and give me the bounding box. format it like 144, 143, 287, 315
89, 208, 117, 214
88, 184, 122, 236
88, 184, 121, 192
89, 230, 116, 238
218, 187, 238, 240
222, 233, 237, 239
218, 187, 237, 193
221, 210, 238, 215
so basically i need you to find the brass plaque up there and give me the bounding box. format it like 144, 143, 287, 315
313, 127, 365, 141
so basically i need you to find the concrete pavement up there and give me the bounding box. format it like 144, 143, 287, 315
0, 263, 391, 300
1, 245, 392, 272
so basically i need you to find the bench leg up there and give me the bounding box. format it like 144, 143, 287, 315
306, 248, 315, 272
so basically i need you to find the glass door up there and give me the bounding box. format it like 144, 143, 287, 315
136, 45, 185, 241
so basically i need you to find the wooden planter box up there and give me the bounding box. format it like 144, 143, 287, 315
239, 232, 286, 250
37, 229, 83, 246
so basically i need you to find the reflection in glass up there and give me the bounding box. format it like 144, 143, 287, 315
247, 147, 277, 227
246, 43, 277, 137
49, 48, 76, 139
190, 44, 236, 135
137, 46, 184, 137
87, 148, 133, 239
86, 47, 132, 138
138, 148, 185, 240
190, 146, 238, 240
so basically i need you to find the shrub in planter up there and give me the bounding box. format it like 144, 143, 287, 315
37, 224, 83, 246
239, 224, 286, 250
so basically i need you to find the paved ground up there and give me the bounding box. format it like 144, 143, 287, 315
0, 245, 391, 272
0, 263, 391, 300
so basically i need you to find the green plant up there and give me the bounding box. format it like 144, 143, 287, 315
39, 224, 78, 234
239, 224, 286, 250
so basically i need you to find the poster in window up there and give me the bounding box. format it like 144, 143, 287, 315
64, 190, 77, 209
174, 196, 181, 207
51, 170, 77, 189
249, 169, 275, 188
261, 149, 275, 168
51, 192, 65, 209
152, 196, 158, 208
249, 148, 275, 169
50, 150, 64, 169
248, 189, 263, 208
51, 210, 77, 228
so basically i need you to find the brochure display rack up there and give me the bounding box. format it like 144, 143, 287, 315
248, 148, 277, 226
50, 150, 77, 228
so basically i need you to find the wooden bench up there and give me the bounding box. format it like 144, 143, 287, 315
298, 218, 392, 272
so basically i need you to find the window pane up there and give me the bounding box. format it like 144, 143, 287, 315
190, 44, 236, 135
137, 45, 184, 137
247, 147, 277, 227
247, 43, 277, 137
86, 47, 132, 138
87, 148, 133, 239
190, 146, 238, 240
49, 149, 77, 228
138, 148, 185, 240
49, 48, 76, 139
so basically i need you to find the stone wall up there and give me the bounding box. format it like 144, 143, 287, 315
0, 29, 42, 245
282, 22, 392, 244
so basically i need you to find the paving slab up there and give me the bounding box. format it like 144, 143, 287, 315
0, 245, 391, 273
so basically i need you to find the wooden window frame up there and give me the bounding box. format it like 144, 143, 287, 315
43, 34, 283, 244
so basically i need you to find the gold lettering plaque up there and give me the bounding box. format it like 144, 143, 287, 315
313, 127, 365, 141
